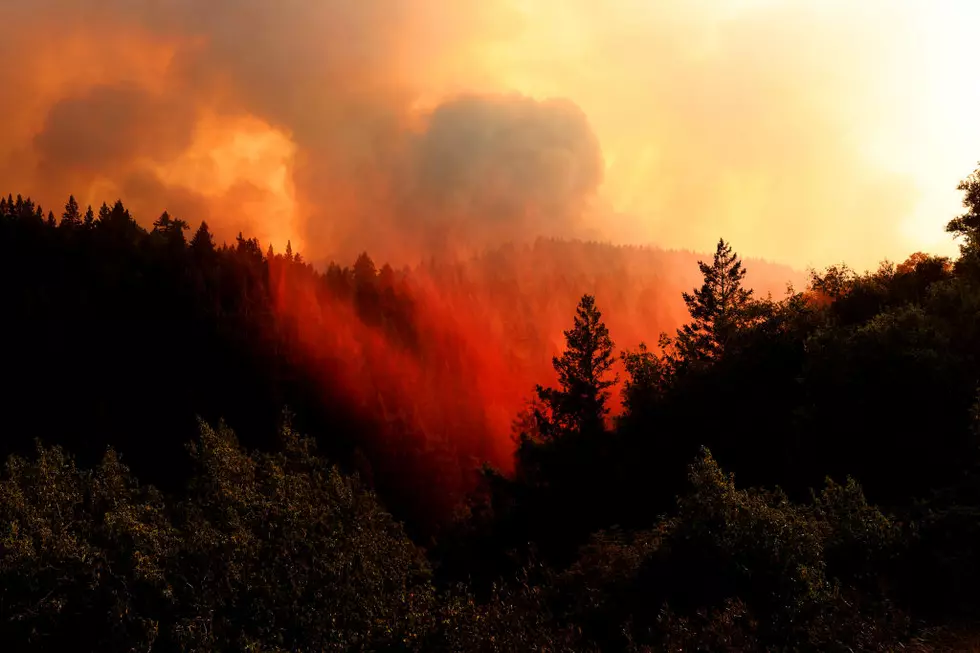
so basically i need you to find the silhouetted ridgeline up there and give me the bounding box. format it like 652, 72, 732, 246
2, 184, 980, 651
0, 194, 798, 534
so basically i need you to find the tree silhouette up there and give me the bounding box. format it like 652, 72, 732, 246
948, 164, 980, 255
152, 210, 173, 232
676, 238, 754, 361
152, 211, 189, 247
60, 195, 81, 228
5, 164, 980, 650
535, 294, 617, 438
620, 340, 671, 417
190, 221, 215, 253
807, 263, 856, 301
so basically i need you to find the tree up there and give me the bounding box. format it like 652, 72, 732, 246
620, 339, 672, 417
353, 251, 377, 284
190, 221, 214, 253
676, 238, 754, 361
176, 419, 436, 651
151, 211, 173, 234
152, 211, 189, 247
0, 421, 439, 652
948, 164, 980, 255
83, 206, 95, 228
235, 232, 263, 262
808, 263, 856, 301
60, 195, 81, 228
534, 294, 617, 437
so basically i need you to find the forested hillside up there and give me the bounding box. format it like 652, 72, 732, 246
2, 164, 980, 651
0, 194, 796, 536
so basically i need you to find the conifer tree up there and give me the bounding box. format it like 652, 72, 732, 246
61, 195, 81, 228
353, 252, 377, 283
190, 221, 215, 253
107, 200, 131, 227
676, 238, 754, 361
152, 211, 172, 232
153, 211, 189, 246
535, 294, 617, 437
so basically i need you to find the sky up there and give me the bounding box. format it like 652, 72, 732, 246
3, 0, 979, 270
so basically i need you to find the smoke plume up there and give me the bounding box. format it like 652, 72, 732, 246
3, 0, 976, 268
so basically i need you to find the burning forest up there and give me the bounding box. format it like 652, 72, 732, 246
4, 1, 980, 651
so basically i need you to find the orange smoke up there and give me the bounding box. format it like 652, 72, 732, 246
10, 1, 976, 271
267, 240, 801, 494
10, 0, 952, 513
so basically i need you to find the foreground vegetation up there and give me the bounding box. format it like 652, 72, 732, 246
2, 165, 980, 650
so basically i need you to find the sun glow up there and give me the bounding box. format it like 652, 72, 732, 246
474, 0, 980, 268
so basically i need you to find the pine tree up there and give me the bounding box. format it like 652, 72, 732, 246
352, 253, 380, 324
83, 206, 95, 228
534, 294, 617, 437
153, 211, 189, 247
46, 210, 56, 228
676, 238, 754, 361
107, 200, 130, 226
236, 233, 262, 258
353, 252, 377, 283
61, 195, 81, 228
190, 221, 215, 253
152, 211, 172, 232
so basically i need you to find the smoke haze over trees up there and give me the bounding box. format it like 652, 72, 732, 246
7, 2, 980, 649
1, 163, 980, 648
4, 0, 978, 268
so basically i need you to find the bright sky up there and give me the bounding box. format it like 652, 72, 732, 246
473, 0, 980, 268
6, 0, 980, 271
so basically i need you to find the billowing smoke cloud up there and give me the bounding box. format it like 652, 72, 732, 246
394, 94, 603, 255
3, 0, 977, 268
34, 84, 196, 184
2, 0, 547, 261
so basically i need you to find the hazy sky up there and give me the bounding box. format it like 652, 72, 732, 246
3, 0, 978, 269
485, 0, 980, 267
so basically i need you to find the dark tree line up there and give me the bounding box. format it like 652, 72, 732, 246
2, 161, 980, 650
0, 193, 461, 540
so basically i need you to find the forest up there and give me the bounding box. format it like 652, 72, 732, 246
1, 163, 980, 651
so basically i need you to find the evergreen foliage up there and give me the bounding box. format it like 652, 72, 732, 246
4, 162, 980, 649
